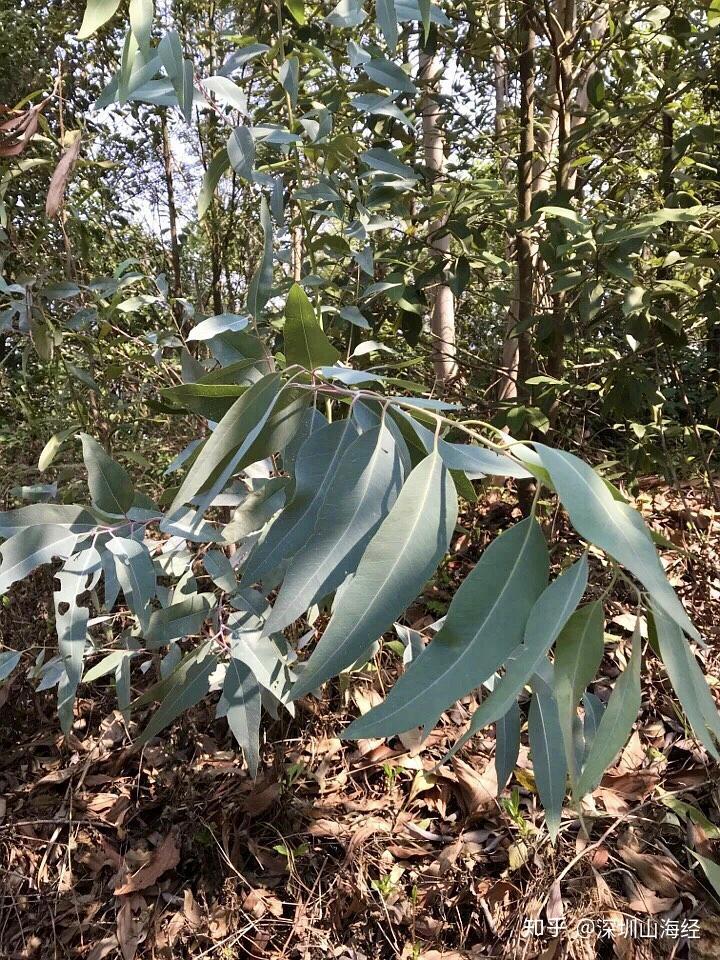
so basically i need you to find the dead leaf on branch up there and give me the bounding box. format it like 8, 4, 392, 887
46, 130, 82, 218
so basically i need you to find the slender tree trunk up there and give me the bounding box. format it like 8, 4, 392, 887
160, 110, 182, 308
496, 1, 521, 404
516, 2, 536, 404
419, 28, 458, 384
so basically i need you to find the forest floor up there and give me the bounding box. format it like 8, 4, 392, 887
1, 478, 720, 960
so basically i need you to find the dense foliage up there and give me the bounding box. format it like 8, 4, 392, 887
1, 0, 719, 841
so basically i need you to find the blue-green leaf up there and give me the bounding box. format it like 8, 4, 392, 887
534, 444, 698, 640
346, 518, 549, 738
528, 674, 567, 841
292, 451, 456, 698
220, 657, 262, 776
284, 284, 340, 371
575, 622, 642, 798
80, 434, 134, 516
243, 417, 359, 584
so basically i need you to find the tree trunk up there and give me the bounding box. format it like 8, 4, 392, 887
419, 29, 458, 384
160, 110, 182, 309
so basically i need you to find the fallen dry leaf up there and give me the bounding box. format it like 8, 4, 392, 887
114, 834, 180, 896
450, 757, 498, 818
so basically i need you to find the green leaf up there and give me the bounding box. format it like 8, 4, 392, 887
80, 434, 134, 516
495, 700, 521, 791
221, 657, 262, 776
708, 0, 720, 28
575, 622, 642, 798
104, 538, 157, 630
346, 518, 549, 738
284, 284, 340, 371
365, 57, 416, 94
553, 602, 605, 783
0, 648, 21, 684
136, 645, 219, 745
279, 57, 299, 110
361, 147, 415, 179
441, 554, 588, 762
187, 313, 250, 342
396, 410, 532, 479
292, 451, 457, 698
534, 444, 698, 640
0, 504, 97, 539
653, 606, 720, 761
170, 372, 283, 514
204, 75, 247, 113
82, 649, 132, 684
528, 675, 567, 841
376, 0, 398, 53
247, 198, 274, 319
129, 0, 154, 50
198, 147, 230, 219
55, 548, 100, 733
266, 420, 406, 632
286, 0, 307, 24
223, 479, 289, 542
690, 851, 720, 900
0, 526, 78, 595
203, 549, 238, 593
77, 0, 121, 38
145, 593, 216, 647
243, 417, 358, 584
38, 424, 82, 472
227, 127, 255, 180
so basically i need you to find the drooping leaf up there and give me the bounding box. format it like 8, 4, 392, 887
346, 517, 549, 738
80, 434, 134, 516
534, 444, 698, 640
575, 622, 642, 798
441, 554, 588, 762
243, 417, 358, 585
227, 126, 255, 180
170, 372, 284, 514
0, 504, 97, 539
203, 549, 238, 593
247, 197, 274, 320
376, 0, 398, 52
78, 0, 121, 38
265, 420, 405, 633
55, 548, 100, 732
144, 593, 216, 647
0, 526, 79, 595
528, 674, 567, 841
279, 57, 299, 110
292, 451, 457, 698
554, 602, 605, 782
198, 147, 230, 218
136, 645, 219, 745
284, 284, 340, 371
653, 606, 720, 761
105, 537, 157, 630
495, 700, 521, 792
38, 424, 82, 472
221, 657, 262, 776
129, 0, 154, 50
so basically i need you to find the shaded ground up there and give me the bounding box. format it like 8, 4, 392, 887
1, 480, 720, 959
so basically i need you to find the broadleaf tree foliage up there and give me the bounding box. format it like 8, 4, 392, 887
0, 0, 719, 841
